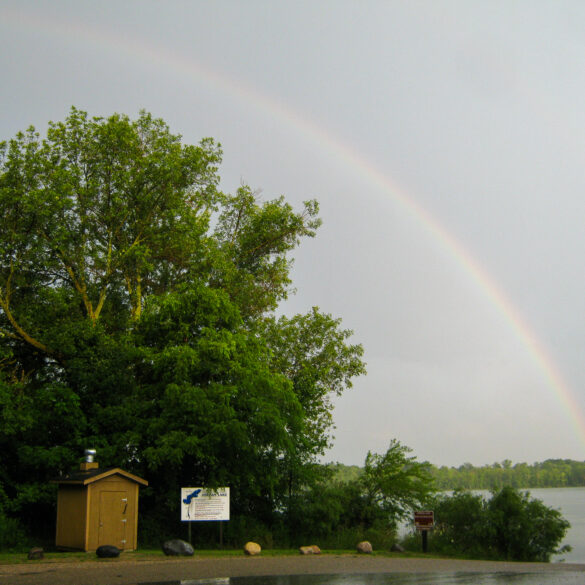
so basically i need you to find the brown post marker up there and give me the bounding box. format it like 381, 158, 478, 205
414, 511, 434, 554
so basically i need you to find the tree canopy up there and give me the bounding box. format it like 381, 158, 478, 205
0, 108, 365, 540
360, 439, 436, 525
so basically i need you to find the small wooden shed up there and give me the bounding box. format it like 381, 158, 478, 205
53, 458, 148, 551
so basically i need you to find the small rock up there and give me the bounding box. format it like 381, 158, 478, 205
299, 545, 321, 555
27, 547, 44, 560
96, 545, 120, 558
162, 539, 194, 556
243, 541, 261, 556
391, 543, 405, 553
356, 540, 373, 554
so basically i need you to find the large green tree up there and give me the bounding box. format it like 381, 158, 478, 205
0, 108, 364, 540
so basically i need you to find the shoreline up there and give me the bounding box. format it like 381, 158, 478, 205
1, 554, 585, 585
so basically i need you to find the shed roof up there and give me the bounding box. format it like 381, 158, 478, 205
52, 467, 148, 486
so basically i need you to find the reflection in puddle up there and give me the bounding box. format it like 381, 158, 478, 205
138, 572, 585, 585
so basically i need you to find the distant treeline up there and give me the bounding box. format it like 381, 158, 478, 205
431, 459, 585, 490
328, 459, 585, 490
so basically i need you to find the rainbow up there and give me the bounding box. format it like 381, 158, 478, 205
4, 6, 585, 447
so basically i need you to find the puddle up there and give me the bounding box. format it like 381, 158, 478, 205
137, 572, 585, 585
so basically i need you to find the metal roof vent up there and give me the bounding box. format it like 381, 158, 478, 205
80, 449, 99, 471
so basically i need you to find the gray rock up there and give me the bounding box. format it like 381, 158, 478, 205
162, 539, 194, 556
27, 547, 44, 560
391, 543, 405, 553
96, 545, 120, 558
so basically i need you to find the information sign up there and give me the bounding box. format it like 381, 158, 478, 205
181, 487, 230, 521
414, 510, 434, 531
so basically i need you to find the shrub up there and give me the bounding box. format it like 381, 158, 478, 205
426, 487, 570, 561
0, 512, 28, 551
488, 486, 570, 561
430, 490, 489, 557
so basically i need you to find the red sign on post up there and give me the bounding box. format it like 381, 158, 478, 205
414, 510, 434, 531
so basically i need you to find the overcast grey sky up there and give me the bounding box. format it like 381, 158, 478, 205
2, 0, 585, 467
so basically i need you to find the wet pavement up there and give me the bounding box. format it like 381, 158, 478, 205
138, 573, 585, 585
2, 556, 584, 585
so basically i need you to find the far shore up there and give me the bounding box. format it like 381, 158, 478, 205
1, 552, 585, 585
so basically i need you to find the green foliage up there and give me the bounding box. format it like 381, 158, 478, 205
426, 490, 493, 558
431, 459, 585, 490
0, 108, 221, 335
0, 481, 28, 550
214, 187, 322, 318
0, 512, 27, 551
283, 479, 397, 550
428, 487, 570, 562
326, 462, 363, 484
361, 440, 436, 526
488, 486, 570, 561
282, 441, 434, 550
0, 109, 365, 547
260, 308, 366, 521
330, 458, 585, 490
132, 282, 305, 520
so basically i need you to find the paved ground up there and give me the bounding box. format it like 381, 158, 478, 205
1, 555, 584, 585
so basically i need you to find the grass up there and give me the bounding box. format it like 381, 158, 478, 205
0, 547, 435, 566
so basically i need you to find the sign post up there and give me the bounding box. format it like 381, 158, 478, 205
181, 487, 230, 545
414, 510, 434, 553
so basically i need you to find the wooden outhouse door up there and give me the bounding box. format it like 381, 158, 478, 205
98, 490, 128, 548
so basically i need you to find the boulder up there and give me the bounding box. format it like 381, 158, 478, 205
356, 540, 373, 554
299, 545, 321, 555
96, 545, 120, 558
162, 539, 194, 556
243, 541, 261, 556
27, 547, 44, 560
391, 543, 405, 553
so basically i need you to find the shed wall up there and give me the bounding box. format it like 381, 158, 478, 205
55, 485, 88, 550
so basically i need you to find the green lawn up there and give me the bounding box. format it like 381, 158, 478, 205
0, 548, 432, 565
